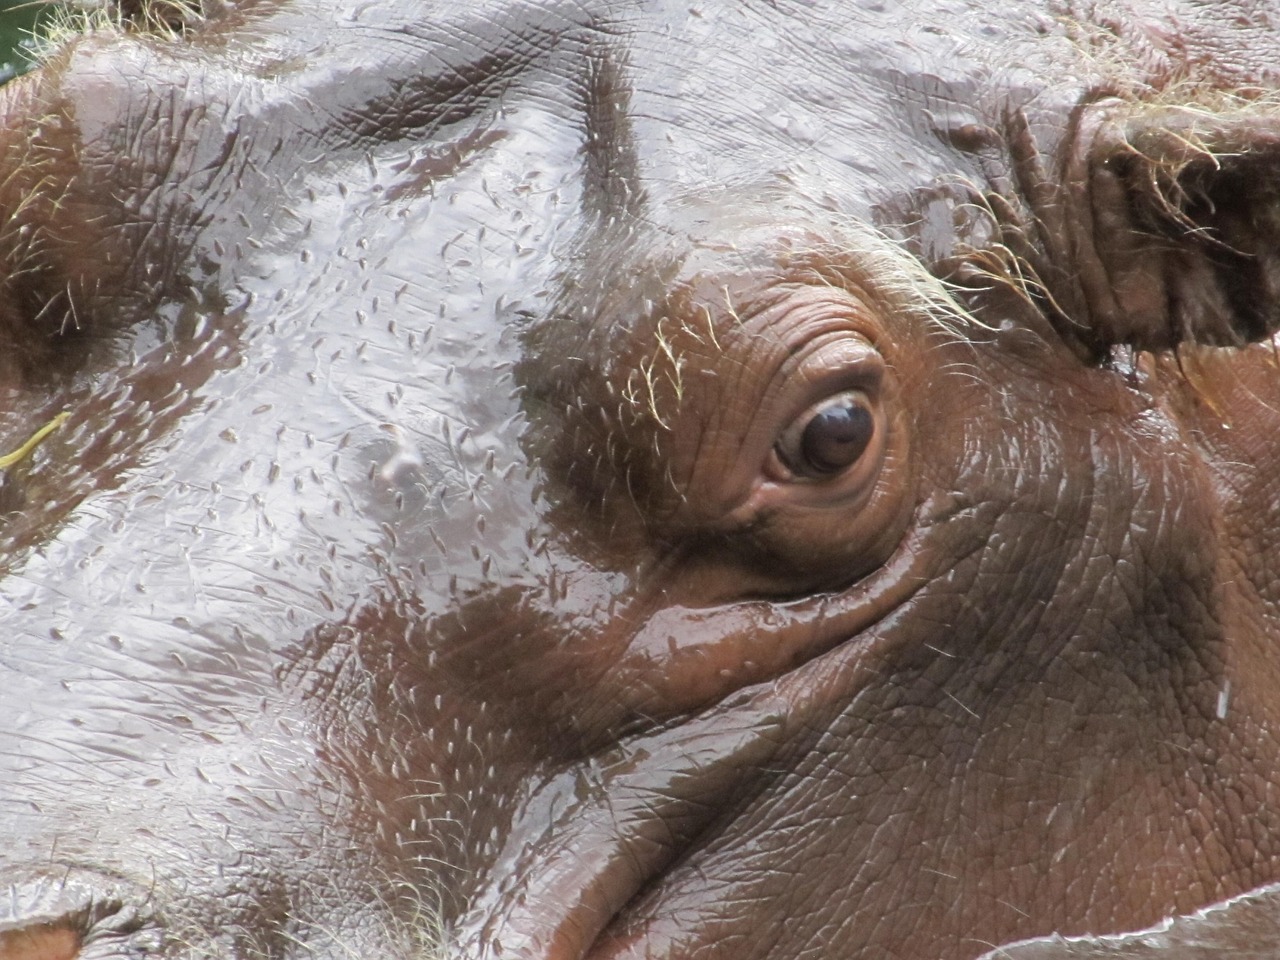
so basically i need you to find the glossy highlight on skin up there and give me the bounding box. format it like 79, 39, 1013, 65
6, 2, 1280, 959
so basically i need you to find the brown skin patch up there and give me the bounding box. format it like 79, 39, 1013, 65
0, 927, 79, 960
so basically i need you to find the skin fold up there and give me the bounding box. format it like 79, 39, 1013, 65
5, 1, 1280, 958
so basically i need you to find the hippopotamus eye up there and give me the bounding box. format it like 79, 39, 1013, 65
775, 390, 875, 479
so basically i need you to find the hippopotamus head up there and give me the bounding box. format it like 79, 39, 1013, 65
6, 1, 1280, 957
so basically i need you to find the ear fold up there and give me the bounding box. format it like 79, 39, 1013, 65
1066, 99, 1280, 353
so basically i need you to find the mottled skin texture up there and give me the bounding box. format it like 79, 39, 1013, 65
7, 1, 1280, 958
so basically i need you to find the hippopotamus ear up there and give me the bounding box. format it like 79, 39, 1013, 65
1067, 99, 1280, 353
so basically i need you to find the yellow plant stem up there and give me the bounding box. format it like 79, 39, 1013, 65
0, 411, 69, 469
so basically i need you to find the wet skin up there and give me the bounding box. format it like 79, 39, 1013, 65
8, 1, 1280, 958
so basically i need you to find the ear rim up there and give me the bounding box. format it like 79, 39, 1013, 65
1069, 98, 1280, 354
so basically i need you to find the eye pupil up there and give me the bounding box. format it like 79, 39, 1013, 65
798, 399, 874, 475
773, 389, 879, 481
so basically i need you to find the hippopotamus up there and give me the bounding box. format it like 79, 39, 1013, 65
9, 0, 1280, 957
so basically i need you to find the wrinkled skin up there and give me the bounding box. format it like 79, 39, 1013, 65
8, 1, 1280, 958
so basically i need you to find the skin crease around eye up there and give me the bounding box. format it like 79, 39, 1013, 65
588, 278, 915, 598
